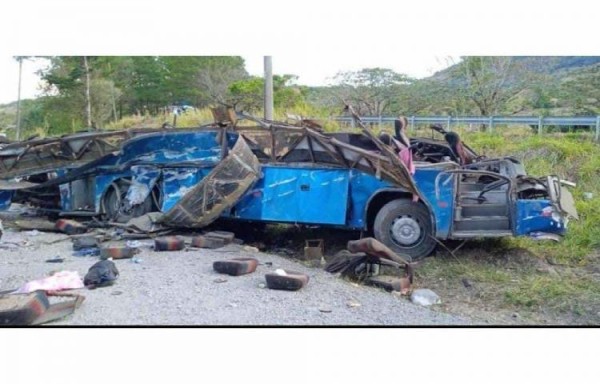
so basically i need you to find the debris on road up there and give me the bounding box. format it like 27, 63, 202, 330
84, 259, 119, 289
100, 242, 137, 260
325, 237, 414, 294
410, 288, 441, 306
191, 235, 226, 249
0, 291, 85, 325
72, 235, 99, 250
213, 258, 258, 276
302, 239, 325, 267
15, 270, 84, 294
154, 236, 185, 251
265, 270, 309, 291
45, 256, 65, 263
55, 219, 88, 235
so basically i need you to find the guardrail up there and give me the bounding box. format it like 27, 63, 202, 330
331, 115, 600, 141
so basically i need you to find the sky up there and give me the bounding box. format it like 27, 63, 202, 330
0, 55, 457, 105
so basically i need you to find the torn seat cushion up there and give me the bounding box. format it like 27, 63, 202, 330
154, 236, 185, 251
213, 258, 258, 276
265, 270, 309, 291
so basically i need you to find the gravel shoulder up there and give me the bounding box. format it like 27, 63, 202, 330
0, 230, 473, 326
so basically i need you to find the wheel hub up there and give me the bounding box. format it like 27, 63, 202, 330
390, 216, 421, 246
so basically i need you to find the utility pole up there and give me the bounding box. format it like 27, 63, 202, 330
83, 56, 92, 128
15, 57, 23, 141
264, 56, 273, 120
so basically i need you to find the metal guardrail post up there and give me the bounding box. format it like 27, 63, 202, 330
409, 116, 415, 131
489, 116, 494, 133
447, 116, 452, 132
378, 115, 382, 127
538, 116, 543, 135
596, 116, 600, 141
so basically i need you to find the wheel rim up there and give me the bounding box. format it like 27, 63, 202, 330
390, 215, 422, 247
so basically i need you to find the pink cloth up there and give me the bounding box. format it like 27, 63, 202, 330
15, 271, 84, 294
398, 147, 415, 175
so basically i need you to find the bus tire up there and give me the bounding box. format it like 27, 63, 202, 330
373, 199, 436, 261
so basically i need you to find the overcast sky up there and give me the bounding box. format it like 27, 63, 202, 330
0, 55, 456, 105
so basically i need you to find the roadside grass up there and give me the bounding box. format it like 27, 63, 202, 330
503, 275, 600, 314
412, 126, 600, 319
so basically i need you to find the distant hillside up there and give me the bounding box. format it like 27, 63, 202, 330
430, 56, 600, 80
513, 56, 600, 74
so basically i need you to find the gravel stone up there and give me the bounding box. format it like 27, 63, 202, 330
0, 231, 473, 325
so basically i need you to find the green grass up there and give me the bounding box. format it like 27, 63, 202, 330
504, 275, 600, 313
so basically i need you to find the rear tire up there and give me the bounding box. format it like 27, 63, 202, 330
102, 180, 154, 223
373, 199, 436, 261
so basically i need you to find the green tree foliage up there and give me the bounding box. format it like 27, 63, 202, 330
331, 68, 411, 115
227, 74, 307, 112
33, 56, 247, 133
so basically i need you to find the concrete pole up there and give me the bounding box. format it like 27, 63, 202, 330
264, 56, 273, 120
15, 57, 23, 141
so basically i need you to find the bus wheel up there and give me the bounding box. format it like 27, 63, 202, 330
373, 199, 436, 261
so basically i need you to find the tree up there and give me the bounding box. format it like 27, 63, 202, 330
194, 56, 248, 105
331, 68, 410, 116
227, 74, 307, 112
451, 56, 528, 117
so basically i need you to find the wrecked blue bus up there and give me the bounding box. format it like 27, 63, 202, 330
0, 118, 577, 261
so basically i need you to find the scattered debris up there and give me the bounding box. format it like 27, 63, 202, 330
204, 231, 235, 244
265, 270, 309, 291
529, 232, 562, 242
111, 291, 123, 296
45, 257, 65, 263
15, 270, 84, 294
23, 230, 41, 237
274, 269, 287, 276
410, 289, 441, 306
14, 219, 60, 232
72, 236, 99, 250
302, 239, 325, 267
55, 219, 87, 235
125, 240, 153, 248
346, 300, 361, 308
73, 247, 101, 257
191, 235, 226, 249
258, 283, 266, 289
583, 192, 593, 200
213, 258, 258, 276
319, 307, 332, 313
154, 236, 185, 251
325, 238, 414, 294
0, 291, 85, 325
213, 277, 228, 283
100, 242, 137, 260
84, 259, 119, 289
366, 275, 411, 295
462, 278, 473, 288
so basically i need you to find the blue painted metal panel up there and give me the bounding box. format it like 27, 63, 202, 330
229, 166, 349, 225
0, 191, 13, 210
160, 168, 207, 212
115, 131, 222, 165
413, 169, 455, 239
297, 169, 349, 225
515, 200, 567, 236
346, 170, 391, 229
